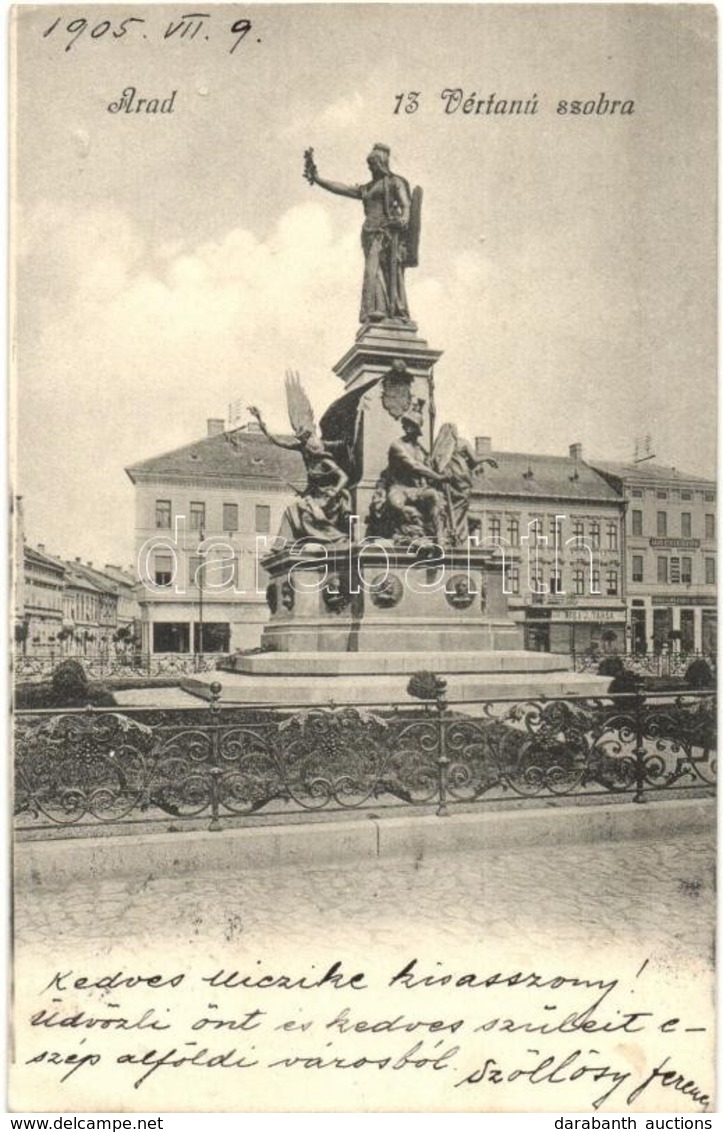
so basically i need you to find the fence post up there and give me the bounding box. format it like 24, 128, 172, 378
208, 681, 223, 831
436, 683, 449, 817
633, 689, 647, 803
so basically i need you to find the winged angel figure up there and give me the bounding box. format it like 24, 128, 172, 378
248, 371, 352, 542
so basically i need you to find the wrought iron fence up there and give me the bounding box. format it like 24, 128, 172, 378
571, 651, 716, 679
13, 653, 229, 683
14, 685, 716, 837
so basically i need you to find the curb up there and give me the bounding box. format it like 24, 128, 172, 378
15, 796, 715, 890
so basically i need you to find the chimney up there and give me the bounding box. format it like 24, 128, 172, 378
475, 437, 492, 457
87, 561, 93, 568
75, 556, 81, 563
207, 418, 225, 437
37, 543, 45, 553
569, 442, 583, 461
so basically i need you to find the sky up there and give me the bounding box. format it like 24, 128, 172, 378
12, 3, 717, 564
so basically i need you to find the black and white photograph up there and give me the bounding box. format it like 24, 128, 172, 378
10, 3, 717, 1114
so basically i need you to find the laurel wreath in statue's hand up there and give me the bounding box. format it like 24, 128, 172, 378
303, 147, 318, 185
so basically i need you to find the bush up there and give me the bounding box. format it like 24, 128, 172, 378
51, 659, 89, 701
87, 683, 116, 706
15, 660, 119, 709
598, 656, 625, 678
609, 671, 644, 695
685, 658, 715, 690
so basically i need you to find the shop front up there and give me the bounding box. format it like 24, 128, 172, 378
524, 605, 627, 655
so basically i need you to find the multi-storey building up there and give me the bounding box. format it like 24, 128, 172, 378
124, 419, 715, 660
125, 419, 304, 656
470, 441, 627, 654
21, 545, 65, 652
20, 548, 139, 660
590, 460, 716, 654
102, 564, 141, 638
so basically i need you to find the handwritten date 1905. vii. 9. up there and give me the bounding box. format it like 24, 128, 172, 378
41, 11, 256, 55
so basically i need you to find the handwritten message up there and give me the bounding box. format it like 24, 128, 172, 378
14, 955, 712, 1112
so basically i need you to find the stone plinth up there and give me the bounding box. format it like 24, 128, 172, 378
257, 543, 523, 654
321, 321, 443, 521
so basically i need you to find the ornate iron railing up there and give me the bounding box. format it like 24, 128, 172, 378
571, 651, 716, 679
14, 685, 715, 837
13, 653, 229, 683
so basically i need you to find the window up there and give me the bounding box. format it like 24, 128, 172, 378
489, 516, 502, 543
255, 504, 271, 534
194, 622, 231, 654
704, 492, 715, 503
507, 518, 519, 547
550, 572, 562, 595
631, 510, 643, 537
705, 513, 715, 539
223, 503, 239, 532
505, 565, 520, 594
589, 521, 600, 549
153, 622, 189, 654
574, 569, 585, 596
591, 568, 600, 594
681, 491, 693, 501
572, 519, 584, 544
155, 500, 171, 529
681, 512, 692, 538
528, 517, 543, 546
632, 555, 643, 583
657, 557, 668, 584
606, 570, 618, 596
705, 557, 716, 585
190, 502, 206, 531
670, 557, 680, 584
154, 553, 174, 587
656, 491, 668, 500
656, 512, 667, 537
631, 488, 643, 499
606, 522, 618, 551
549, 515, 560, 542
681, 557, 692, 584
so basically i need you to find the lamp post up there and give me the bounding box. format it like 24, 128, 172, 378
196, 526, 205, 673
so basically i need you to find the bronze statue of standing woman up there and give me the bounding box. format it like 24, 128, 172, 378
304, 144, 421, 325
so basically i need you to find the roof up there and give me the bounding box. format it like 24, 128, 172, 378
471, 452, 622, 503
65, 562, 121, 596
31, 549, 109, 595
102, 564, 137, 588
126, 429, 305, 487
588, 460, 715, 489
24, 545, 66, 575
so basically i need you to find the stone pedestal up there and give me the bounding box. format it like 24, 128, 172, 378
257, 543, 522, 656
320, 321, 442, 523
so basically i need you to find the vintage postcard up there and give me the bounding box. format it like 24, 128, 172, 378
10, 3, 716, 1114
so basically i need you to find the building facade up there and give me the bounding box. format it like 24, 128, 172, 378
470, 441, 627, 654
591, 461, 716, 655
125, 419, 304, 655
18, 547, 141, 661
21, 546, 65, 652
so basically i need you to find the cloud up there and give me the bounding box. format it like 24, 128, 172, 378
15, 199, 364, 559
318, 92, 366, 130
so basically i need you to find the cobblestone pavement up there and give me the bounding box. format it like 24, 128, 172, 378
15, 829, 714, 967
